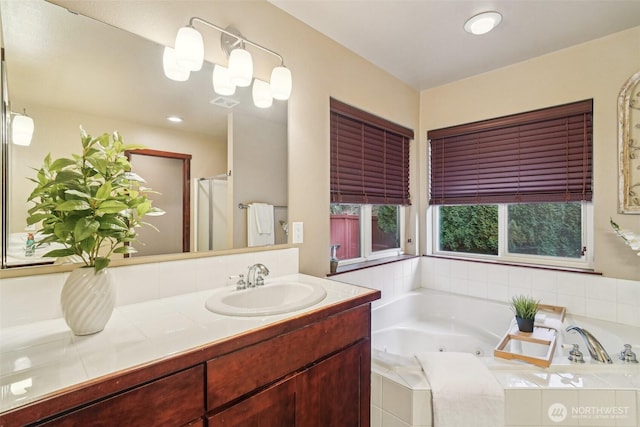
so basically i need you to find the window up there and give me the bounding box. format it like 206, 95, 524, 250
330, 99, 413, 263
429, 100, 593, 268
435, 202, 589, 266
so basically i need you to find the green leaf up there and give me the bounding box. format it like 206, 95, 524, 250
26, 213, 50, 225
79, 236, 96, 255
98, 215, 128, 231
49, 158, 76, 171
57, 200, 91, 211
113, 245, 137, 254
42, 248, 76, 258
54, 170, 84, 183
146, 207, 165, 217
64, 189, 91, 199
94, 257, 110, 272
73, 217, 100, 241
90, 158, 108, 175
97, 200, 129, 214
54, 222, 72, 240
136, 201, 151, 217
95, 182, 112, 201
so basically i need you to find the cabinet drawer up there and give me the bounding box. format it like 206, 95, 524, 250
206, 305, 370, 410
41, 365, 204, 427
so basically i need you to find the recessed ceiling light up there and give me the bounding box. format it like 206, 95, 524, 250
167, 116, 183, 123
464, 11, 502, 35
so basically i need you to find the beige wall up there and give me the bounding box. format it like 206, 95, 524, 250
50, 0, 420, 277
9, 103, 226, 246
46, 1, 636, 282
419, 26, 640, 281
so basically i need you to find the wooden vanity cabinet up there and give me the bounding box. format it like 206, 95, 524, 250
38, 365, 204, 427
207, 309, 371, 426
1, 299, 377, 427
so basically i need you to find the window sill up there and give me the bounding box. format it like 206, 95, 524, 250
327, 254, 419, 277
425, 254, 602, 275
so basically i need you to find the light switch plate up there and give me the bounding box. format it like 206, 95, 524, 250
292, 222, 303, 244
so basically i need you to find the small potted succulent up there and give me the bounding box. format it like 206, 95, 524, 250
510, 294, 539, 333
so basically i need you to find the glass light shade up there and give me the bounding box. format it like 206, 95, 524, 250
212, 64, 236, 96
228, 48, 253, 87
162, 47, 190, 81
252, 79, 273, 109
174, 26, 204, 71
12, 114, 34, 146
270, 66, 292, 100
464, 12, 502, 35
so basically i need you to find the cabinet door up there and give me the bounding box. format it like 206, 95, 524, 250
296, 340, 369, 427
40, 366, 204, 427
207, 377, 296, 427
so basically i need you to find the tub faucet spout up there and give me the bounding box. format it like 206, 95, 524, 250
566, 325, 613, 364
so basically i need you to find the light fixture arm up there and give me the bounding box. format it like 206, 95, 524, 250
188, 17, 285, 66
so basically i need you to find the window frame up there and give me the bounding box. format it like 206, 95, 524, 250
332, 203, 405, 266
428, 201, 593, 270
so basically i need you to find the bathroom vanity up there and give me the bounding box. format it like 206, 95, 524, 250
0, 274, 380, 426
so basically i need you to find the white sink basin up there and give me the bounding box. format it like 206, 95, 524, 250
205, 281, 327, 317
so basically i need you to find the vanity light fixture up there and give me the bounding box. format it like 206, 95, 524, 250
163, 47, 190, 82
464, 11, 502, 35
168, 17, 292, 107
11, 109, 34, 146
212, 64, 236, 96
252, 79, 273, 109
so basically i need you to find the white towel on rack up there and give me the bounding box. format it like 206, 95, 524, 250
416, 352, 504, 427
247, 203, 274, 247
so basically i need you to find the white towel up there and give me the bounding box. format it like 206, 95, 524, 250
416, 352, 504, 427
247, 203, 274, 247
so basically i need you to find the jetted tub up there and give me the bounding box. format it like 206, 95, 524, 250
372, 289, 640, 367
370, 289, 640, 427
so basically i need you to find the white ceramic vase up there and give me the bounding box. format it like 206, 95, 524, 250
60, 267, 116, 336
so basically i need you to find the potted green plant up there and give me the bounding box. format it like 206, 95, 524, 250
26, 128, 162, 335
510, 294, 539, 333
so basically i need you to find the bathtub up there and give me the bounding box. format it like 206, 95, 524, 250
370, 289, 640, 427
372, 288, 640, 365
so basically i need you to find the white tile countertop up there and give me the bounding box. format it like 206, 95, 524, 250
0, 273, 377, 414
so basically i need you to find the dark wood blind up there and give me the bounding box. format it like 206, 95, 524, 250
330, 98, 413, 205
428, 99, 593, 205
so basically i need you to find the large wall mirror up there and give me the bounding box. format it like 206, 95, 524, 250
0, 0, 288, 269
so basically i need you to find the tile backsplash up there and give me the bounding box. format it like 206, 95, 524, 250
0, 248, 299, 328
422, 257, 640, 328
330, 256, 640, 328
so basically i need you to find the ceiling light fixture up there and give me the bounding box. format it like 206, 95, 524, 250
464, 11, 502, 35
11, 109, 34, 146
168, 17, 292, 108
167, 116, 183, 123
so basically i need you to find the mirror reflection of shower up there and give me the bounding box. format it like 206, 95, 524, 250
195, 174, 231, 251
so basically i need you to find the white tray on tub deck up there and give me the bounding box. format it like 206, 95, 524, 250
494, 304, 566, 368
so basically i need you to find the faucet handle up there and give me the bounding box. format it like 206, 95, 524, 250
562, 343, 585, 363
256, 274, 265, 286
619, 344, 639, 363
232, 274, 246, 290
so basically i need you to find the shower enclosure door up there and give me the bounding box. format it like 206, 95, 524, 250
196, 175, 231, 251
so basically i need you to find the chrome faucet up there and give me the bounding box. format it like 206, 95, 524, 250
566, 325, 613, 364
247, 263, 269, 287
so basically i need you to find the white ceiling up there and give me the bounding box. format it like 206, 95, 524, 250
269, 0, 640, 90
